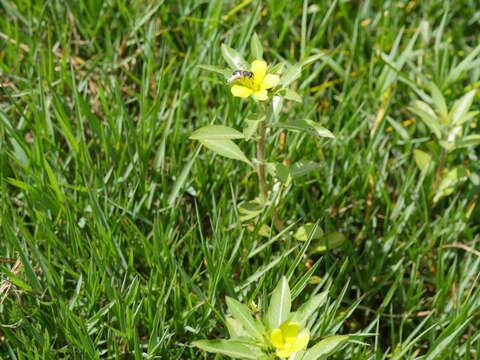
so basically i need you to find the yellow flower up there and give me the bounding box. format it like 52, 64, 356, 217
230, 60, 280, 101
270, 321, 310, 358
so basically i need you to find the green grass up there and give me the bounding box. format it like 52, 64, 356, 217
1, 0, 479, 359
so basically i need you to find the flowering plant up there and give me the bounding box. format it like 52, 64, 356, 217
409, 83, 478, 202
193, 277, 349, 360
193, 34, 336, 236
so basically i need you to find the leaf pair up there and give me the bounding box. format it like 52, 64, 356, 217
190, 125, 252, 165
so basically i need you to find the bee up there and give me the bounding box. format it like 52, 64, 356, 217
227, 69, 254, 83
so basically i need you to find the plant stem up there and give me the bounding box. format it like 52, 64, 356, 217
257, 121, 269, 201
433, 149, 447, 192
257, 120, 285, 232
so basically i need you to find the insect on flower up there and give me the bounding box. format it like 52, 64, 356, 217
229, 60, 280, 101
227, 69, 254, 83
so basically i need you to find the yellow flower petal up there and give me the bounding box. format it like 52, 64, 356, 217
281, 322, 299, 343
253, 89, 268, 101
231, 85, 253, 98
261, 74, 280, 90
270, 328, 285, 348
276, 349, 293, 358
251, 60, 267, 83
291, 329, 310, 351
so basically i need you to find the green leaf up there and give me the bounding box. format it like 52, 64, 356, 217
443, 123, 463, 150
283, 89, 303, 102
199, 139, 251, 165
265, 276, 291, 330
409, 100, 442, 139
292, 291, 328, 327
226, 297, 265, 341
190, 125, 244, 140
266, 162, 290, 184
450, 110, 478, 126
445, 42, 480, 85
294, 223, 324, 241
454, 134, 480, 148
428, 82, 448, 122
247, 223, 274, 238
309, 120, 336, 136
272, 96, 284, 118
313, 232, 347, 253
226, 317, 250, 339
413, 149, 432, 172
238, 201, 264, 221
270, 63, 285, 75
198, 64, 231, 78
271, 162, 291, 184
281, 64, 302, 88
449, 90, 476, 127
250, 32, 263, 60
302, 335, 349, 360
257, 224, 273, 238
221, 44, 249, 70
433, 167, 469, 203
290, 161, 321, 178
192, 339, 265, 359
243, 119, 262, 141
271, 120, 334, 138
289, 350, 306, 360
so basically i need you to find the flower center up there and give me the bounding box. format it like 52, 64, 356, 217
236, 76, 260, 90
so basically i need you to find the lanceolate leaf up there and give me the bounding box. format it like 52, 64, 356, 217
226, 297, 265, 341
283, 89, 303, 102
290, 161, 321, 178
289, 350, 306, 360
433, 167, 469, 202
428, 82, 448, 122
226, 317, 251, 339
281, 63, 302, 88
192, 340, 265, 359
243, 119, 262, 141
271, 162, 290, 184
409, 100, 442, 139
221, 44, 249, 70
294, 223, 324, 242
266, 277, 291, 330
250, 32, 263, 60
270, 120, 334, 138
302, 336, 349, 360
270, 63, 285, 75
190, 125, 244, 140
413, 149, 432, 172
272, 96, 284, 117
314, 232, 347, 253
454, 134, 480, 148
293, 291, 328, 327
238, 201, 264, 221
199, 139, 251, 165
451, 110, 479, 126
449, 90, 476, 127
198, 64, 231, 78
